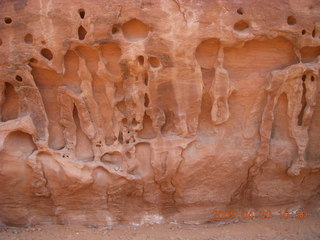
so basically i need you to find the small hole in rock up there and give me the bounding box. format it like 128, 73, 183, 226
41, 48, 53, 60
137, 56, 144, 65
24, 33, 33, 44
233, 20, 249, 31
312, 28, 316, 38
15, 75, 22, 82
4, 17, 12, 24
121, 18, 149, 41
41, 40, 46, 45
78, 8, 85, 19
29, 58, 38, 63
112, 25, 119, 34
302, 29, 306, 35
287, 16, 296, 25
0, 39, 2, 46
78, 25, 87, 40
311, 76, 315, 81
148, 56, 161, 68
237, 8, 244, 15
302, 75, 306, 81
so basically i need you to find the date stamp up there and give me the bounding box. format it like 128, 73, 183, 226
210, 209, 308, 220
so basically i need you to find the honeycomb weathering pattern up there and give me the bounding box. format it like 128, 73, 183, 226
0, 0, 320, 226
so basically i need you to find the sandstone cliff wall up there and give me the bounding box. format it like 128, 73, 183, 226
0, 0, 320, 226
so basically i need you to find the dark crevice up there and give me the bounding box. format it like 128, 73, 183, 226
118, 131, 123, 144
112, 25, 119, 34
237, 8, 244, 15
233, 20, 249, 31
312, 27, 316, 38
298, 75, 307, 126
78, 25, 87, 40
144, 72, 148, 85
41, 48, 53, 60
15, 75, 22, 82
287, 16, 296, 25
78, 9, 85, 19
29, 58, 38, 63
137, 55, 144, 65
144, 93, 149, 107
4, 17, 12, 24
148, 56, 161, 68
24, 33, 33, 44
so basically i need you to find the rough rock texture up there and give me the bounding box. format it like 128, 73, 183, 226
0, 0, 320, 226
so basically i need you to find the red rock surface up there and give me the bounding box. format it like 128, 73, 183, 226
0, 0, 320, 226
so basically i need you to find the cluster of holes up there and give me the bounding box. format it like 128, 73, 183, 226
234, 7, 249, 32
301, 27, 318, 38
4, 17, 12, 24
302, 74, 315, 82
77, 9, 87, 40
62, 153, 70, 159
95, 141, 102, 147
137, 55, 162, 69
24, 33, 33, 44
287, 16, 296, 25
298, 74, 316, 125
41, 48, 53, 60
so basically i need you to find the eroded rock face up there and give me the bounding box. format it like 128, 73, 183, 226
0, 0, 320, 226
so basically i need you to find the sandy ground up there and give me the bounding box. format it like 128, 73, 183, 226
1, 214, 320, 240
